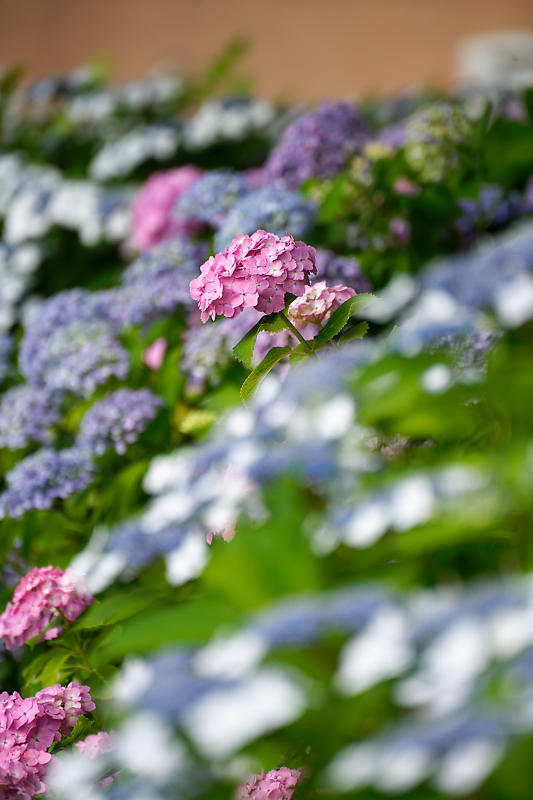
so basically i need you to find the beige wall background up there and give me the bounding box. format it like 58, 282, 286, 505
0, 0, 532, 99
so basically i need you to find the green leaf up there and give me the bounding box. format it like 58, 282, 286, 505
232, 318, 265, 369
315, 294, 375, 345
240, 346, 292, 402
73, 587, 163, 630
337, 320, 369, 344
289, 342, 312, 366
232, 310, 288, 370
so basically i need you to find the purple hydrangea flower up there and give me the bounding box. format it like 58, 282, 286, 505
314, 248, 372, 292
0, 384, 63, 450
77, 388, 164, 456
265, 102, 368, 188
174, 170, 249, 227
214, 187, 316, 252
0, 448, 95, 518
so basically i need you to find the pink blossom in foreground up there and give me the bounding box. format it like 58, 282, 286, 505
190, 229, 316, 323
143, 337, 167, 370
130, 166, 203, 251
0, 683, 95, 800
288, 281, 355, 329
0, 566, 93, 650
237, 767, 302, 800
76, 731, 117, 788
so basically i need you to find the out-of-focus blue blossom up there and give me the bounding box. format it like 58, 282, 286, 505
108, 237, 207, 329
89, 124, 181, 181
0, 384, 63, 450
0, 240, 42, 333
0, 447, 95, 518
314, 248, 372, 293
121, 237, 207, 286
183, 97, 276, 150
181, 309, 261, 391
21, 318, 129, 396
265, 102, 369, 189
456, 184, 525, 247
77, 388, 164, 456
214, 186, 316, 251
18, 289, 129, 395
174, 170, 249, 227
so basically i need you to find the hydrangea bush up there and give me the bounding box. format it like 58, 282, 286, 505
0, 56, 533, 800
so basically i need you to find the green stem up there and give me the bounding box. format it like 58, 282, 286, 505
279, 311, 314, 353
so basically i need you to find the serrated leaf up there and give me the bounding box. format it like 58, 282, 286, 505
240, 346, 292, 402
315, 293, 375, 345
232, 318, 265, 369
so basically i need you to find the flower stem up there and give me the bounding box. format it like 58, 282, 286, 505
279, 311, 314, 353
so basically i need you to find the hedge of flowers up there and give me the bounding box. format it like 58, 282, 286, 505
0, 55, 533, 800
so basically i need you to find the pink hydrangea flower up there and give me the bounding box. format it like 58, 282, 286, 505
143, 337, 167, 370
190, 229, 316, 323
130, 166, 203, 251
237, 767, 302, 800
0, 683, 95, 800
288, 281, 355, 329
0, 566, 93, 650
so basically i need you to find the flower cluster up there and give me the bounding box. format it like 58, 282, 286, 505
0, 565, 93, 649
130, 166, 203, 251
0, 385, 62, 450
288, 281, 356, 328
237, 767, 302, 800
174, 170, 249, 226
22, 319, 130, 397
265, 102, 368, 188
75, 731, 115, 759
456, 184, 524, 247
190, 229, 316, 321
0, 447, 95, 519
89, 124, 180, 181
0, 683, 95, 800
214, 186, 316, 252
77, 388, 164, 456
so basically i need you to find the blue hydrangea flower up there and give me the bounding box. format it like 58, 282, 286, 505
121, 238, 207, 286
109, 238, 208, 328
456, 185, 524, 247
0, 447, 95, 518
20, 319, 130, 397
77, 388, 164, 456
314, 248, 372, 292
265, 102, 368, 188
0, 385, 63, 450
19, 289, 116, 379
214, 187, 316, 251
174, 170, 249, 227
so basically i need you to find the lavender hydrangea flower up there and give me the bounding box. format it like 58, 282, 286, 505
214, 187, 316, 252
174, 170, 249, 227
0, 448, 95, 518
21, 319, 130, 397
314, 248, 372, 292
0, 385, 63, 450
77, 389, 164, 456
265, 102, 368, 188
